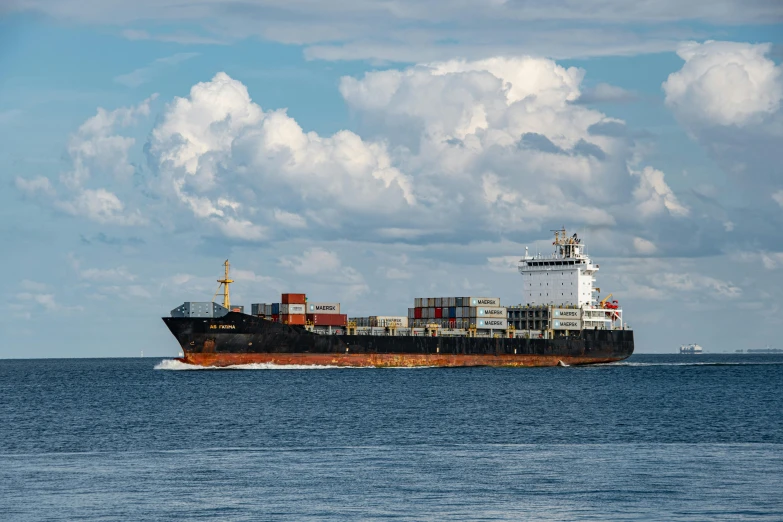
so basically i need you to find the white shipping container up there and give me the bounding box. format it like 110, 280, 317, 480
551, 308, 581, 319
434, 297, 441, 307
288, 304, 305, 314
470, 306, 508, 318
307, 302, 341, 314
466, 297, 501, 307
427, 298, 435, 307
447, 297, 456, 307
456, 307, 463, 318
371, 316, 408, 328
414, 298, 422, 308
476, 318, 508, 330
552, 319, 581, 330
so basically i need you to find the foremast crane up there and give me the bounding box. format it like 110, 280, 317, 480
212, 260, 233, 309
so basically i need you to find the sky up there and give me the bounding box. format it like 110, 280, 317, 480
2, 1, 782, 357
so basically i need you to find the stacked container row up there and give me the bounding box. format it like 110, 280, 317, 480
280, 293, 306, 325
408, 306, 507, 319
349, 316, 408, 328
251, 303, 280, 316
414, 297, 501, 308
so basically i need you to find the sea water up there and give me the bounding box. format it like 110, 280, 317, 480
1, 354, 781, 520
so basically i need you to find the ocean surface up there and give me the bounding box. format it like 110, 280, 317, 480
1, 354, 781, 521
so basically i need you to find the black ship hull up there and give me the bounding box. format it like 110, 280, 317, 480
163, 312, 634, 367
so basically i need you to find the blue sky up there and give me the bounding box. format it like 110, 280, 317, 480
2, 2, 783, 357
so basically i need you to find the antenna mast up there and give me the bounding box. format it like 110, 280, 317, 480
212, 260, 234, 309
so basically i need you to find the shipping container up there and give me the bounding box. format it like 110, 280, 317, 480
466, 297, 501, 307
280, 303, 305, 314
435, 297, 443, 307
307, 314, 347, 326
280, 314, 306, 325
370, 316, 408, 328
251, 303, 265, 315
435, 307, 442, 319
552, 319, 581, 330
427, 298, 435, 307
470, 306, 508, 318
476, 318, 508, 330
271, 314, 279, 322
307, 302, 341, 314
414, 298, 423, 308
456, 297, 464, 306
551, 308, 582, 320
449, 306, 456, 318
414, 307, 422, 319
230, 305, 244, 313
272, 303, 280, 315
281, 293, 306, 305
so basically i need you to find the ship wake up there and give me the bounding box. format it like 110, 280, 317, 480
154, 359, 354, 370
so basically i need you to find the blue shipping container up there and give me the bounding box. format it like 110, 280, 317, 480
449, 307, 456, 318
272, 303, 280, 314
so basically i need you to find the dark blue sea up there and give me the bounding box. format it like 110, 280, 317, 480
1, 354, 782, 521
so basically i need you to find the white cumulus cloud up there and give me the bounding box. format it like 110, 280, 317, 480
632, 167, 689, 218
14, 97, 155, 226
146, 72, 415, 240
664, 41, 783, 127
633, 237, 658, 254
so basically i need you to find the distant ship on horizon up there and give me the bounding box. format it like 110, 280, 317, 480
742, 345, 782, 354
679, 343, 703, 354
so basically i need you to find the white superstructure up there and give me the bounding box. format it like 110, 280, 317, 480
679, 343, 703, 354
515, 229, 623, 332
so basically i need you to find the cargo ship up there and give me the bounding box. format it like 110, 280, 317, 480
163, 229, 634, 367
679, 343, 703, 354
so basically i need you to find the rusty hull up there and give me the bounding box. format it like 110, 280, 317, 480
180, 352, 622, 368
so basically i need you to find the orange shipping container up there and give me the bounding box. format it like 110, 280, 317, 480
281, 293, 306, 305
280, 314, 306, 325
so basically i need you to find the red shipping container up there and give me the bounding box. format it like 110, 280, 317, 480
448, 318, 456, 327
414, 307, 422, 319
435, 307, 442, 318
281, 293, 306, 304
280, 314, 305, 325
307, 314, 347, 327
271, 314, 279, 322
